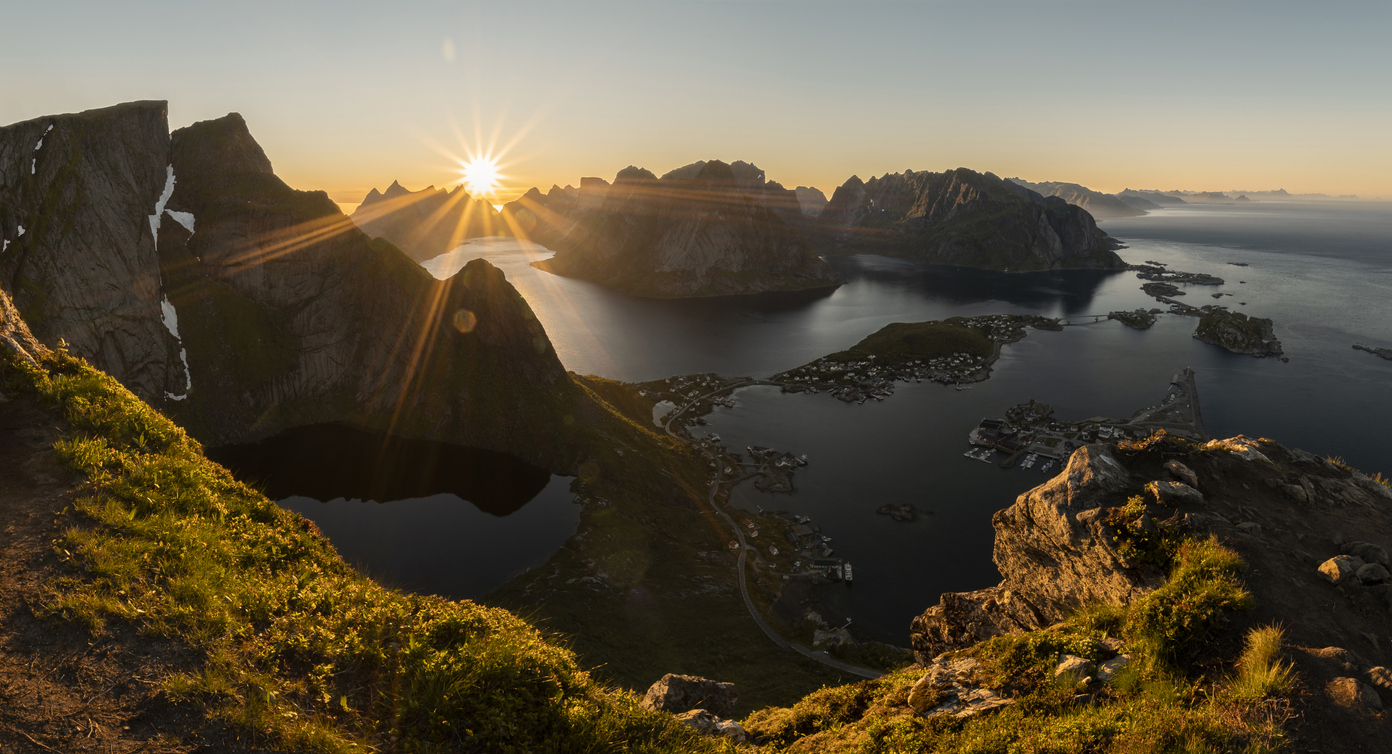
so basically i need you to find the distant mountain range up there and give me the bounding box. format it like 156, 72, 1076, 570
1007, 178, 1145, 220
350, 182, 507, 262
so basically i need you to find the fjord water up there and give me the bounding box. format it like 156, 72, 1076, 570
278, 201, 1388, 639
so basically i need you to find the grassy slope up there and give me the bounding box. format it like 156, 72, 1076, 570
1, 347, 736, 753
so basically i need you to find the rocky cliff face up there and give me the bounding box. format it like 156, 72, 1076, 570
1, 102, 588, 472
527, 160, 842, 298
0, 101, 187, 401
818, 168, 1126, 271
350, 181, 508, 262
910, 433, 1392, 667
1006, 178, 1145, 219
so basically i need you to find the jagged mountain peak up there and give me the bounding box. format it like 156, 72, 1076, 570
170, 112, 273, 177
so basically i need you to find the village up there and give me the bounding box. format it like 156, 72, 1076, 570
773, 313, 1062, 403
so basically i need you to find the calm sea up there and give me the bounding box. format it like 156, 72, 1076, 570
253, 201, 1392, 637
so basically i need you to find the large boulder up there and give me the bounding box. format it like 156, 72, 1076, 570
640, 673, 737, 717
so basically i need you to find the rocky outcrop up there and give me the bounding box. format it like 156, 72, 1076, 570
0, 287, 47, 365
640, 673, 737, 717
817, 168, 1126, 271
0, 101, 186, 401
1193, 310, 1283, 357
2, 102, 592, 472
910, 433, 1392, 666
350, 181, 507, 262
529, 160, 842, 297
1006, 178, 1146, 219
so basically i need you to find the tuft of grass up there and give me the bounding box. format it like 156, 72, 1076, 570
3, 348, 729, 753
1227, 626, 1295, 702
1126, 536, 1254, 669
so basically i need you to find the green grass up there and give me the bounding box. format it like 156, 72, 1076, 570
1227, 627, 1295, 703
741, 535, 1288, 753
4, 347, 733, 753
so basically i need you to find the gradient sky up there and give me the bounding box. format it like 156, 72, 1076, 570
4, 1, 1389, 209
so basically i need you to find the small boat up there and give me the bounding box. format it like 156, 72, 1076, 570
843, 562, 854, 583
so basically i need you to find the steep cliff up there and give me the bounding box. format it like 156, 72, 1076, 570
0, 101, 186, 400
1, 103, 590, 471
350, 181, 509, 262
530, 160, 842, 297
818, 168, 1126, 271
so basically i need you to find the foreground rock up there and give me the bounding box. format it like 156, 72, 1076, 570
674, 709, 749, 744
640, 673, 737, 717
910, 433, 1392, 665
526, 160, 842, 297
817, 168, 1126, 271
906, 656, 1015, 718
1193, 310, 1283, 357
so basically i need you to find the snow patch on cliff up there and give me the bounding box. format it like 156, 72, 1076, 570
160, 295, 192, 400
149, 165, 176, 249
165, 210, 195, 234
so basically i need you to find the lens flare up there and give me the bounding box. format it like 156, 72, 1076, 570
461, 156, 501, 197
452, 309, 478, 333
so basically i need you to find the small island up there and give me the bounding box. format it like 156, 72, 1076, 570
1108, 309, 1159, 330
1194, 310, 1283, 357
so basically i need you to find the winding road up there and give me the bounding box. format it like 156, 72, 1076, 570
661, 379, 883, 680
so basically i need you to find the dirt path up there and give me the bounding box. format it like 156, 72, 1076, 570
0, 393, 252, 753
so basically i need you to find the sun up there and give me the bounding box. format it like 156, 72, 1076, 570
461, 156, 501, 197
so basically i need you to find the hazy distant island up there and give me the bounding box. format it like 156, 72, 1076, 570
1006, 177, 1146, 219
815, 168, 1127, 271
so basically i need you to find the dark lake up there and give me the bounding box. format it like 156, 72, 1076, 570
208, 424, 580, 600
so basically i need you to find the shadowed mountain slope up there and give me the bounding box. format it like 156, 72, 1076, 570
520, 159, 842, 297
818, 168, 1126, 271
